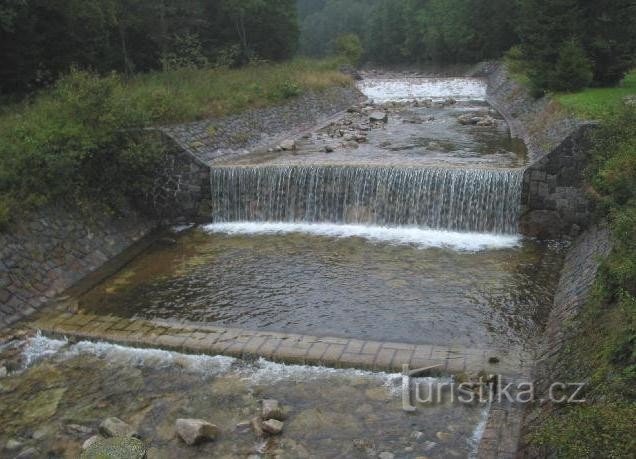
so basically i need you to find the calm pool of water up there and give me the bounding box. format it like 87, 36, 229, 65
77, 227, 563, 350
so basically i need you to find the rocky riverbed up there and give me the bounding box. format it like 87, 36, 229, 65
0, 331, 489, 459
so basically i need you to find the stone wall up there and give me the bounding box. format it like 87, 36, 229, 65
143, 130, 211, 223
162, 86, 364, 164
0, 206, 155, 328
520, 223, 612, 457
483, 63, 594, 239
519, 124, 597, 238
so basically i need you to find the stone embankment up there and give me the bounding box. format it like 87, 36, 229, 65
162, 86, 363, 163
481, 62, 594, 239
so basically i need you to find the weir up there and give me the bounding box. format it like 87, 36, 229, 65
210, 165, 524, 234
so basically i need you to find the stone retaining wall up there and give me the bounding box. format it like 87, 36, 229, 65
483, 63, 594, 239
0, 206, 155, 328
519, 223, 611, 457
162, 86, 363, 164
143, 129, 211, 222
519, 124, 597, 238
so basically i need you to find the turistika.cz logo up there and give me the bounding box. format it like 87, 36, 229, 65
401, 365, 586, 412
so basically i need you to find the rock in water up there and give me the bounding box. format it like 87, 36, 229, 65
15, 448, 40, 459
99, 417, 136, 438
261, 399, 285, 421
279, 140, 296, 151
369, 111, 388, 123
175, 419, 220, 446
261, 419, 284, 435
81, 437, 146, 459
82, 436, 101, 451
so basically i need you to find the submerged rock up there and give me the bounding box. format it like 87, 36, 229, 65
5, 439, 23, 451
15, 447, 40, 459
261, 399, 285, 421
82, 436, 101, 451
279, 140, 296, 151
99, 417, 136, 438
369, 111, 389, 123
81, 437, 146, 459
175, 418, 220, 446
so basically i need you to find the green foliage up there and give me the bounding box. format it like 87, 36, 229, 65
0, 69, 164, 223
556, 70, 636, 120
551, 40, 593, 92
531, 403, 636, 458
0, 60, 350, 227
529, 105, 636, 458
335, 34, 363, 66
518, 0, 636, 92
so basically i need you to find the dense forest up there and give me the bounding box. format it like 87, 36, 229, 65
1, 0, 634, 95
0, 0, 299, 94
298, 0, 636, 91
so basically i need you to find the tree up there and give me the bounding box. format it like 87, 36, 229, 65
335, 34, 363, 66
551, 39, 593, 92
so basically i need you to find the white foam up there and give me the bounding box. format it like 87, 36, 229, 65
358, 78, 487, 103
20, 332, 68, 369
203, 222, 521, 252
240, 357, 401, 386
468, 404, 492, 458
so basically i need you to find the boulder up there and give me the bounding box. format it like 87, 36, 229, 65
369, 111, 388, 123
324, 145, 334, 153
5, 439, 23, 451
279, 140, 296, 151
175, 419, 220, 446
261, 399, 285, 421
261, 419, 284, 435
99, 418, 136, 438
81, 437, 146, 459
0, 366, 6, 378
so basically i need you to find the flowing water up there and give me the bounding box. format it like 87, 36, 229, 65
0, 334, 487, 458
8, 77, 564, 458
210, 166, 524, 234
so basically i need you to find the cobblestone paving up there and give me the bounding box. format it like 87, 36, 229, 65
27, 305, 530, 377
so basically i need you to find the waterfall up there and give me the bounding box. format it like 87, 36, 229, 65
210, 165, 524, 234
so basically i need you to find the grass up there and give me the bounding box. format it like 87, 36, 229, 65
554, 70, 636, 120
119, 58, 352, 125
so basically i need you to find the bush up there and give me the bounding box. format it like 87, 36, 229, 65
0, 69, 164, 219
335, 34, 364, 66
550, 40, 593, 92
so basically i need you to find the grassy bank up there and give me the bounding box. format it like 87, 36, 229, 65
529, 77, 635, 457
0, 59, 351, 227
555, 70, 636, 120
